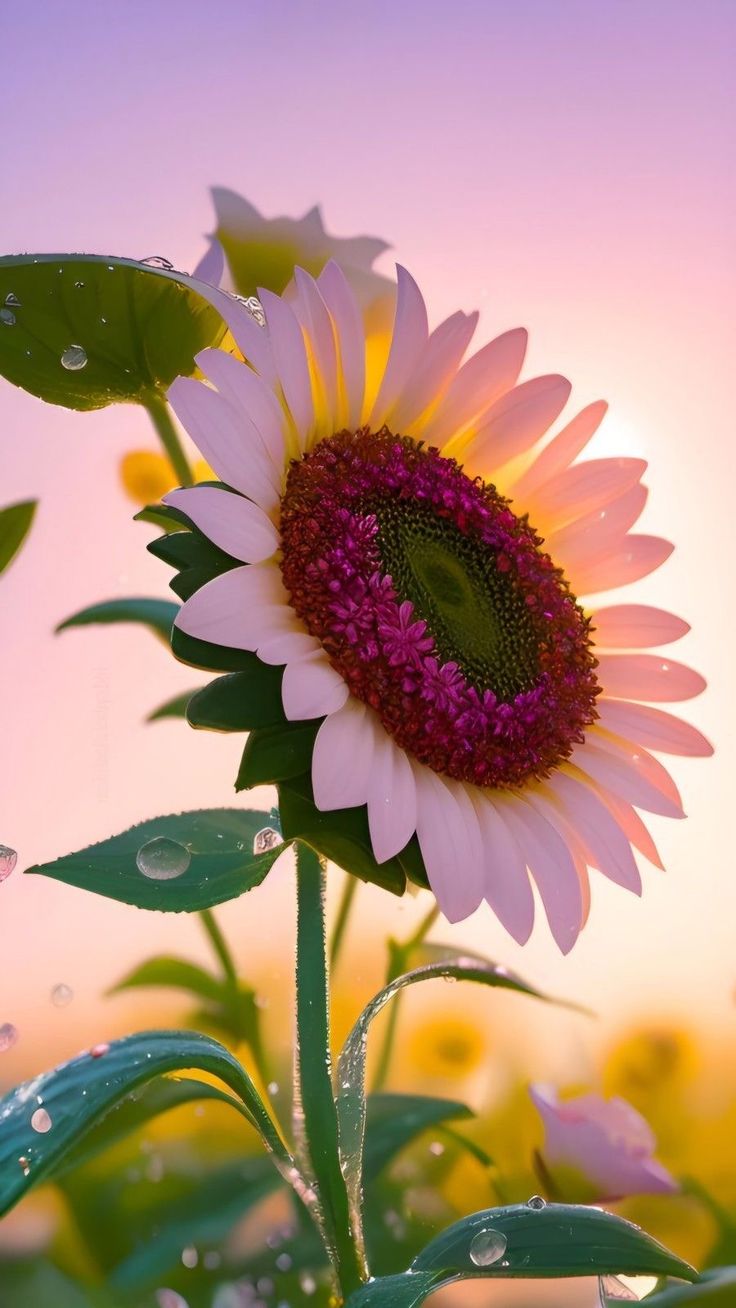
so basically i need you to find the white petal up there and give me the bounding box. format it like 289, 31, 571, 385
544, 771, 642, 892
509, 400, 608, 499
312, 698, 375, 811
317, 260, 365, 430
595, 699, 712, 756
391, 311, 478, 433
462, 375, 572, 477
369, 266, 428, 428
195, 347, 289, 470
168, 377, 280, 511
496, 796, 584, 954
413, 767, 484, 922
471, 792, 535, 943
175, 562, 288, 649
257, 629, 321, 665
165, 487, 279, 563
425, 328, 528, 449
570, 741, 684, 818
281, 651, 349, 721
366, 724, 418, 863
293, 267, 340, 434
259, 288, 314, 443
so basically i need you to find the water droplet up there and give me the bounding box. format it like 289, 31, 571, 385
18, 1155, 30, 1176
253, 827, 281, 855
60, 344, 87, 371
180, 1245, 198, 1268
31, 1107, 52, 1133
229, 292, 266, 326
51, 983, 73, 1008
140, 255, 175, 270
526, 1194, 546, 1209
0, 308, 16, 326
0, 1023, 18, 1052
299, 1273, 317, 1296
428, 1141, 445, 1157
74, 280, 85, 289
275, 1252, 292, 1271
598, 1276, 655, 1302
136, 836, 191, 881
89, 1042, 110, 1058
156, 1292, 189, 1308
469, 1227, 508, 1267
4, 292, 20, 307
0, 846, 17, 882
267, 1081, 279, 1096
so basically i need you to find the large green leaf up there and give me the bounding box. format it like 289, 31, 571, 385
363, 1093, 473, 1183
171, 621, 266, 673
56, 596, 179, 642
412, 1202, 696, 1281
237, 722, 320, 788
642, 1269, 736, 1306
335, 958, 553, 1265
0, 254, 228, 409
278, 775, 408, 895
148, 525, 239, 601
25, 807, 286, 911
345, 1271, 441, 1307
0, 499, 36, 575
0, 1029, 289, 1217
187, 666, 287, 731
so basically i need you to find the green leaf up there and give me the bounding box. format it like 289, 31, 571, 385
278, 775, 407, 896
108, 955, 224, 1003
643, 1269, 736, 1306
0, 254, 228, 410
109, 1156, 282, 1290
363, 1093, 473, 1183
336, 957, 553, 1264
56, 596, 179, 642
0, 500, 36, 575
412, 1202, 696, 1281
187, 666, 287, 731
237, 722, 320, 788
146, 689, 198, 721
148, 525, 239, 601
0, 1029, 289, 1217
345, 1271, 441, 1307
171, 621, 266, 673
0, 1258, 109, 1308
25, 807, 285, 912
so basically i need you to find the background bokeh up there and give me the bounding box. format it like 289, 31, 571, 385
1, 1, 734, 1281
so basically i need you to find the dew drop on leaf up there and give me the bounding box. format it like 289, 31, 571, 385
253, 827, 281, 855
0, 308, 16, 326
136, 836, 191, 881
89, 1042, 110, 1058
526, 1194, 546, 1209
30, 1107, 52, 1134
4, 292, 20, 307
51, 983, 74, 1008
18, 1155, 30, 1176
0, 1022, 18, 1052
469, 1227, 508, 1267
0, 846, 17, 882
60, 344, 88, 371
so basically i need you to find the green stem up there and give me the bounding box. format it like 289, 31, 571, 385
200, 907, 238, 987
200, 909, 270, 1086
144, 391, 193, 486
295, 844, 364, 1300
329, 875, 358, 970
371, 901, 440, 1092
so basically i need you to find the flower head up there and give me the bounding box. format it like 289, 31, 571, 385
529, 1083, 678, 1201
162, 262, 710, 951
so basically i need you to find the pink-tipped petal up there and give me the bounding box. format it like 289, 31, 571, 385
589, 784, 665, 870
545, 483, 648, 567
596, 653, 707, 702
175, 562, 286, 649
312, 699, 374, 811
596, 699, 713, 756
497, 797, 583, 954
510, 400, 609, 499
195, 348, 288, 470
573, 535, 674, 596
370, 266, 429, 427
463, 374, 572, 477
392, 310, 479, 433
366, 724, 418, 863
571, 741, 684, 819
168, 377, 280, 511
413, 766, 484, 922
425, 327, 528, 448
471, 793, 535, 944
545, 771, 642, 893
281, 652, 349, 721
592, 605, 691, 650
527, 458, 647, 533
187, 277, 278, 385
164, 487, 279, 563
590, 729, 684, 811
259, 288, 314, 443
317, 260, 365, 429
293, 267, 339, 432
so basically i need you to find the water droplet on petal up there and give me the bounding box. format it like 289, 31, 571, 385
60, 344, 87, 371
180, 1245, 198, 1268
469, 1227, 508, 1267
0, 846, 17, 882
89, 1042, 110, 1058
136, 836, 190, 881
31, 1107, 52, 1133
0, 308, 16, 326
253, 827, 281, 855
0, 1023, 18, 1052
4, 292, 20, 307
51, 983, 73, 1008
526, 1194, 547, 1209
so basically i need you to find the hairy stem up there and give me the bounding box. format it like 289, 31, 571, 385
329, 874, 358, 970
144, 391, 193, 486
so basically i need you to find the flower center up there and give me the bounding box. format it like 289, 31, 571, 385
279, 429, 599, 789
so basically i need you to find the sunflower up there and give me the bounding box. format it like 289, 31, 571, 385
163, 264, 710, 951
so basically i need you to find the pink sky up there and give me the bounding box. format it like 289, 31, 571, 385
1, 1, 734, 1089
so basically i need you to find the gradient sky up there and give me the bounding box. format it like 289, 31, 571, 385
1, 1, 734, 1091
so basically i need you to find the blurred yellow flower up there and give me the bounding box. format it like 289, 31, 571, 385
120, 451, 214, 505
604, 1026, 699, 1098
407, 1011, 487, 1080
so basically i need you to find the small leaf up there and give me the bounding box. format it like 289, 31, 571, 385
237, 722, 320, 788
187, 666, 287, 731
25, 807, 286, 912
0, 1029, 288, 1217
363, 1093, 473, 1183
412, 1202, 696, 1281
56, 596, 179, 642
0, 500, 37, 575
171, 622, 264, 673
641, 1269, 736, 1306
278, 775, 407, 896
148, 525, 239, 601
108, 955, 224, 1003
0, 254, 228, 410
146, 689, 197, 722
